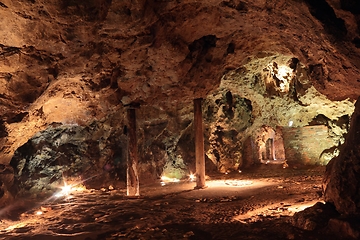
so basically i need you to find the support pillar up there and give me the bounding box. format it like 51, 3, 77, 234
126, 108, 140, 197
194, 98, 206, 189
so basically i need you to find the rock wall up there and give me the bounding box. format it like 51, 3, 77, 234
323, 97, 360, 216
0, 0, 360, 166
204, 90, 252, 172
282, 126, 336, 165
10, 117, 128, 197
0, 0, 359, 198
6, 54, 356, 197
274, 126, 286, 161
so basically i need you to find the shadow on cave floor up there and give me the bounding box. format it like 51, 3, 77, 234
0, 165, 332, 240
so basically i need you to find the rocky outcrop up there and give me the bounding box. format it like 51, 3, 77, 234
0, 164, 14, 208
9, 120, 128, 197
291, 201, 360, 239
292, 202, 339, 231
323, 97, 360, 216
0, 0, 360, 199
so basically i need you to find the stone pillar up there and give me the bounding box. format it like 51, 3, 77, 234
265, 138, 275, 160
126, 108, 140, 197
194, 98, 206, 189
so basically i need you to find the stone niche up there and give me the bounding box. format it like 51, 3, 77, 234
243, 125, 286, 167
243, 124, 338, 167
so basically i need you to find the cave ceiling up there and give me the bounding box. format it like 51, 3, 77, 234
0, 0, 360, 164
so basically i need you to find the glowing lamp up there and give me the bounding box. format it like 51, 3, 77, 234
288, 120, 293, 127
54, 182, 73, 198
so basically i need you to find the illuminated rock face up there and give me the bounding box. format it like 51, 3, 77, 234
10, 122, 128, 196
323, 97, 360, 216
282, 126, 336, 165
0, 0, 359, 194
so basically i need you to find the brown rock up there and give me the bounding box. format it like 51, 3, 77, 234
291, 202, 339, 231
327, 218, 360, 240
323, 97, 360, 216
0, 0, 359, 201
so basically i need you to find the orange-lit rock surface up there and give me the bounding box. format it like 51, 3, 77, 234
324, 97, 360, 216
1, 166, 327, 240
0, 0, 360, 238
0, 0, 359, 165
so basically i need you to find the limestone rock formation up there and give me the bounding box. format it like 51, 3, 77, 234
323, 97, 360, 216
10, 120, 128, 196
0, 0, 359, 197
292, 202, 339, 231
0, 164, 14, 208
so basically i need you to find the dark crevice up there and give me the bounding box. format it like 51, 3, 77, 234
225, 91, 234, 119
352, 37, 360, 48
244, 98, 253, 112
0, 2, 8, 8
187, 35, 217, 61
309, 114, 329, 126
289, 58, 299, 70
6, 112, 29, 124
225, 91, 233, 107
213, 149, 221, 163
341, 0, 360, 14
308, 64, 325, 89
0, 120, 8, 138
304, 0, 347, 38
221, 0, 247, 12
61, 0, 112, 21
226, 42, 235, 54
0, 44, 21, 57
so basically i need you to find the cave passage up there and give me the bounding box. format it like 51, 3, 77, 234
1, 0, 360, 239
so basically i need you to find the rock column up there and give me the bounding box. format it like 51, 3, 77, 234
126, 107, 140, 197
194, 98, 206, 189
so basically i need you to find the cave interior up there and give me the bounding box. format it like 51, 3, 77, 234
0, 0, 360, 239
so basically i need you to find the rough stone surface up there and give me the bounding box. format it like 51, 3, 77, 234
0, 164, 14, 208
10, 121, 128, 196
327, 218, 360, 239
208, 56, 354, 169
0, 0, 359, 165
282, 126, 335, 165
0, 0, 359, 200
323, 97, 360, 216
291, 202, 339, 231
292, 201, 360, 239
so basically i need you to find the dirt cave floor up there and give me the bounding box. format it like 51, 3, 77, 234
0, 164, 332, 240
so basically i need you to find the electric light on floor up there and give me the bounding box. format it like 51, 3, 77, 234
53, 179, 87, 198
160, 175, 180, 186
4, 223, 27, 231
206, 180, 254, 188
54, 182, 72, 198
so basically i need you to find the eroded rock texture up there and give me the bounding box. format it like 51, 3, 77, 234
292, 202, 339, 231
0, 0, 359, 196
10, 120, 129, 196
323, 97, 360, 216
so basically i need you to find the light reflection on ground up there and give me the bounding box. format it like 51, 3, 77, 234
0, 166, 325, 239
